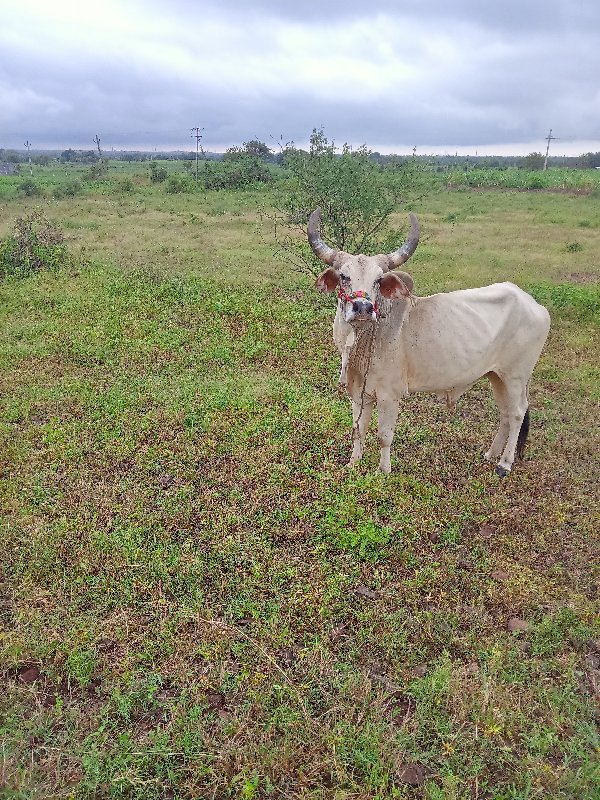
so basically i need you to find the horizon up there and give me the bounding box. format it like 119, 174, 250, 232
4, 140, 600, 159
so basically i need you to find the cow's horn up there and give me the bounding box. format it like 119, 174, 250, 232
307, 208, 338, 266
387, 213, 420, 269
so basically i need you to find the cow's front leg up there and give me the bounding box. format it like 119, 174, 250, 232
348, 393, 374, 467
377, 396, 400, 474
338, 329, 355, 389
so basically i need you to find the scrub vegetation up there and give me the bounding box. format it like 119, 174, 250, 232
0, 157, 599, 799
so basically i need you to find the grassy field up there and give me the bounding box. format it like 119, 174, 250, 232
1, 164, 599, 799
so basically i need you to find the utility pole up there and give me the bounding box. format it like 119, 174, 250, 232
543, 129, 558, 171
24, 140, 32, 175
94, 134, 102, 159
191, 127, 204, 180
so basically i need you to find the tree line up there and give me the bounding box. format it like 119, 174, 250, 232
2, 144, 600, 170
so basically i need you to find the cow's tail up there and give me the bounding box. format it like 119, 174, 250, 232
516, 407, 530, 460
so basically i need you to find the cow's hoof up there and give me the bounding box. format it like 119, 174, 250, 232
495, 465, 510, 478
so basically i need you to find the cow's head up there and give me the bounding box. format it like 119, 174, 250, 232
308, 209, 419, 326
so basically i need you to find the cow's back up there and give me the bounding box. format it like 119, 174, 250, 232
396, 282, 550, 394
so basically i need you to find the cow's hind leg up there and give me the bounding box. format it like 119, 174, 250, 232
348, 393, 375, 467
485, 372, 510, 463
486, 373, 529, 477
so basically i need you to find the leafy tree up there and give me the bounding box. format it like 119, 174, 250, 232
576, 152, 600, 169
59, 149, 99, 164
522, 152, 545, 171
243, 139, 273, 162
223, 140, 273, 163
269, 127, 428, 273
222, 146, 245, 162
2, 150, 22, 163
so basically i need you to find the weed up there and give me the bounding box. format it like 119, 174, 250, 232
565, 240, 584, 252
117, 177, 135, 193
0, 210, 71, 278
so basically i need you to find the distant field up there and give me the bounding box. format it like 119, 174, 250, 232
1, 164, 598, 799
446, 166, 600, 192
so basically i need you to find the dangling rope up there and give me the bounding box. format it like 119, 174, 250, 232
347, 323, 377, 444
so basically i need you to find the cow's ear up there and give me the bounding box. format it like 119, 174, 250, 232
315, 268, 339, 293
380, 272, 412, 299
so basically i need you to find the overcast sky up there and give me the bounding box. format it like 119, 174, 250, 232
2, 0, 599, 155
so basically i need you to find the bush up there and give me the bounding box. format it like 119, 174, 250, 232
117, 177, 135, 193
149, 162, 168, 183
18, 179, 42, 197
201, 155, 273, 190
166, 175, 192, 194
268, 127, 429, 274
565, 241, 583, 253
0, 211, 71, 278
84, 160, 110, 180
53, 180, 83, 199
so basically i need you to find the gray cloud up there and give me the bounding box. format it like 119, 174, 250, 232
1, 0, 599, 154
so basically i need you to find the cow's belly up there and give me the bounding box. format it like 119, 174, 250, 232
406, 363, 490, 395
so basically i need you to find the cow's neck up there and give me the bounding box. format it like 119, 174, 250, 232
346, 299, 413, 386
348, 326, 375, 376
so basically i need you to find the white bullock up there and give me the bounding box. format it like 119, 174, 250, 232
308, 209, 551, 476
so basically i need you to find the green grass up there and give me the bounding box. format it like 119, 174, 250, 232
0, 168, 599, 799
446, 166, 600, 192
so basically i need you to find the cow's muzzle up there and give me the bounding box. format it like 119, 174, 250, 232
338, 288, 378, 324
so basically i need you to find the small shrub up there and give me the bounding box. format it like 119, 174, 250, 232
525, 173, 545, 189
0, 210, 71, 278
18, 179, 42, 197
117, 177, 135, 193
565, 241, 583, 253
53, 180, 83, 199
201, 156, 273, 190
85, 159, 110, 180
166, 175, 191, 194
149, 162, 168, 183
